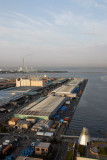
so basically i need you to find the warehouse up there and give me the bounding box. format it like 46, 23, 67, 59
31, 119, 53, 131
51, 85, 77, 97
0, 90, 24, 106
0, 86, 41, 106
15, 96, 66, 120
8, 117, 19, 127
52, 78, 84, 97
67, 78, 84, 86
17, 120, 30, 129
35, 142, 51, 155
16, 78, 46, 87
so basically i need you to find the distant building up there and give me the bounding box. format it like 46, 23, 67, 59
35, 142, 51, 155
16, 78, 46, 87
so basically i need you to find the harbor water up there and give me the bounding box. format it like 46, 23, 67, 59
0, 67, 107, 137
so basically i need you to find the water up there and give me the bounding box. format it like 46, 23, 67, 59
0, 68, 107, 137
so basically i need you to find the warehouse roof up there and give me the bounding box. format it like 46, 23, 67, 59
0, 91, 24, 101
16, 96, 66, 117
52, 85, 76, 94
36, 142, 50, 149
3, 86, 41, 92
17, 120, 30, 125
17, 97, 46, 113
29, 96, 66, 116
9, 117, 19, 122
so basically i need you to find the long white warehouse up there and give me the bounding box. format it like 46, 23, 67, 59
15, 96, 66, 120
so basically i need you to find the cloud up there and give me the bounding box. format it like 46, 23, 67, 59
0, 3, 107, 67
74, 0, 107, 9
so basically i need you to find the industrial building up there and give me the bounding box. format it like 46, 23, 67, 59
35, 142, 51, 155
16, 78, 46, 87
31, 119, 53, 131
51, 78, 84, 97
15, 96, 66, 120
0, 90, 24, 106
16, 120, 30, 129
26, 117, 37, 123
8, 117, 19, 127
51, 85, 77, 97
0, 86, 41, 106
0, 97, 10, 107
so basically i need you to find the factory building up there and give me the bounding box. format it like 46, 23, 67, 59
15, 96, 66, 120
16, 78, 46, 87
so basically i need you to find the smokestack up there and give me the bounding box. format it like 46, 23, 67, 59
22, 57, 24, 71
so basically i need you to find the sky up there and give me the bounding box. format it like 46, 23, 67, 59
0, 0, 107, 68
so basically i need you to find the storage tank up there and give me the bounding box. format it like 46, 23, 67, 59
64, 117, 69, 121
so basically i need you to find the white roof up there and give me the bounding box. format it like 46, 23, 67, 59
17, 96, 66, 117
52, 85, 76, 94
36, 142, 50, 148
30, 96, 66, 114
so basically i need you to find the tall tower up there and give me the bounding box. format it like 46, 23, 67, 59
22, 57, 25, 71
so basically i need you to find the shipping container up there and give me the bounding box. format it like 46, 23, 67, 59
64, 117, 69, 121
36, 132, 44, 136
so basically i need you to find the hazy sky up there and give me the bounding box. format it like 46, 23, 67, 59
0, 0, 107, 68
